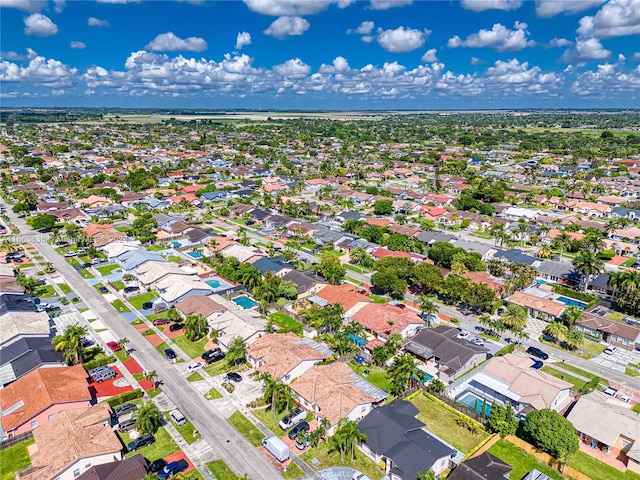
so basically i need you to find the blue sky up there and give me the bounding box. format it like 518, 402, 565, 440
1, 0, 639, 109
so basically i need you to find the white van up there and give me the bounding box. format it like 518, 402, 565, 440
262, 436, 289, 463
169, 409, 187, 426
278, 407, 306, 430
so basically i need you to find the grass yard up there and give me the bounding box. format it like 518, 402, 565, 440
300, 439, 385, 480
204, 360, 228, 377
488, 440, 564, 480
541, 366, 589, 391
632, 403, 640, 414
167, 255, 182, 262
120, 426, 178, 459
78, 268, 95, 279
112, 280, 125, 290
205, 387, 222, 399
550, 362, 608, 384
58, 283, 72, 294
111, 299, 131, 313
626, 368, 640, 376
368, 294, 388, 304
66, 256, 80, 266
155, 342, 171, 356
146, 244, 165, 251
206, 460, 241, 480
173, 335, 208, 359
187, 372, 204, 382
410, 393, 489, 454
345, 263, 366, 273
568, 450, 640, 480
345, 276, 364, 286
0, 438, 35, 480
253, 406, 286, 434
269, 312, 303, 336
283, 462, 305, 479
348, 361, 391, 393
128, 292, 158, 310
35, 284, 56, 298
165, 412, 200, 445
228, 410, 264, 447
96, 264, 121, 276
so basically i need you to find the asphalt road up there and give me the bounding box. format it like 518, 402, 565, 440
4, 207, 282, 480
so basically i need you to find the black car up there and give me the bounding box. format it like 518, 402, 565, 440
123, 286, 140, 294
164, 348, 177, 359
226, 372, 242, 383
127, 433, 155, 451
142, 301, 154, 310
147, 459, 167, 473
169, 323, 184, 332
526, 346, 549, 360
288, 421, 309, 440
202, 348, 225, 364
113, 403, 137, 417
98, 286, 108, 293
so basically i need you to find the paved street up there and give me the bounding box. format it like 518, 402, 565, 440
3, 207, 284, 480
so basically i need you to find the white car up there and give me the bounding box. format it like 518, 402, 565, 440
604, 345, 617, 355
471, 338, 485, 346
456, 331, 470, 339
352, 472, 372, 480
187, 362, 204, 373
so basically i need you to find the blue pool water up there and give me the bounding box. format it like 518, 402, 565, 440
459, 393, 492, 417
556, 296, 587, 309
232, 295, 257, 309
206, 280, 220, 288
188, 251, 203, 259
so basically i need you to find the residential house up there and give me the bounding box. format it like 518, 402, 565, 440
174, 295, 227, 320
447, 353, 573, 417
452, 239, 496, 261
218, 244, 266, 263
448, 452, 512, 480
0, 336, 62, 388
75, 455, 148, 480
0, 364, 91, 437
208, 310, 265, 351
246, 333, 332, 384
16, 403, 121, 480
534, 259, 580, 286
313, 284, 372, 318
77, 195, 110, 209
358, 402, 455, 479
575, 314, 640, 350
200, 191, 228, 202
352, 303, 423, 341
404, 326, 489, 383
155, 277, 214, 304
280, 270, 328, 300
251, 256, 293, 277
136, 261, 197, 290
290, 362, 387, 432
566, 391, 640, 474
414, 231, 456, 246
505, 291, 565, 321
610, 206, 640, 222
100, 241, 142, 259
116, 250, 164, 274
588, 273, 613, 299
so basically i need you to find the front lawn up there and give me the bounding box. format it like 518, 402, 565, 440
348, 361, 391, 393
96, 264, 121, 276
368, 294, 388, 304
165, 412, 199, 445
78, 268, 95, 279
540, 366, 588, 391
205, 387, 222, 399
568, 450, 640, 480
204, 360, 228, 377
59, 283, 72, 294
283, 462, 304, 479
206, 460, 241, 480
167, 255, 182, 262
253, 406, 286, 435
119, 426, 179, 459
112, 280, 125, 290
34, 284, 56, 298
111, 299, 131, 313
0, 438, 35, 480
228, 410, 263, 447
488, 439, 564, 480
146, 244, 166, 251
410, 393, 489, 454
300, 439, 385, 480
128, 292, 158, 310
187, 372, 203, 382
269, 312, 303, 336
173, 335, 207, 359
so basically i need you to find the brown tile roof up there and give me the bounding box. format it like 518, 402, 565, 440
463, 271, 503, 295
0, 365, 91, 432
246, 333, 327, 380
352, 303, 422, 338
579, 314, 640, 341
315, 284, 371, 312
93, 231, 127, 248
506, 291, 565, 317
174, 295, 226, 318
83, 224, 113, 237
290, 363, 378, 426
17, 403, 120, 480
76, 454, 147, 480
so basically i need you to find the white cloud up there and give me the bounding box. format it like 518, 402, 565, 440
243, 0, 353, 16
421, 48, 438, 63
54, 0, 65, 13
348, 20, 375, 35
263, 16, 309, 39
571, 54, 640, 97
88, 17, 110, 27
368, 0, 412, 10
631, 52, 640, 61
535, 0, 605, 18
70, 41, 86, 49
145, 32, 208, 52
461, 0, 522, 12
447, 22, 534, 52
577, 0, 640, 38
0, 0, 46, 13
470, 57, 486, 65
561, 37, 610, 61
319, 56, 351, 73
377, 26, 429, 53
273, 58, 311, 77
235, 32, 252, 50
548, 37, 572, 47
0, 52, 77, 87
24, 13, 58, 37
361, 35, 374, 43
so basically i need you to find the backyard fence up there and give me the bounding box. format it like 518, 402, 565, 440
0, 431, 33, 450
270, 302, 308, 325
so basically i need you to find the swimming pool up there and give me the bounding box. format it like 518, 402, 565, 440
556, 296, 587, 309
188, 251, 203, 259
232, 295, 257, 309
206, 280, 220, 288
459, 393, 492, 417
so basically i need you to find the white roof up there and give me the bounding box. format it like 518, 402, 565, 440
0, 311, 50, 345
219, 244, 265, 263
102, 241, 141, 258
210, 310, 264, 347
156, 276, 213, 303
136, 261, 196, 286
473, 372, 522, 402
502, 207, 542, 219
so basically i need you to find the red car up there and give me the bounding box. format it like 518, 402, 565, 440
106, 341, 122, 352
152, 318, 170, 326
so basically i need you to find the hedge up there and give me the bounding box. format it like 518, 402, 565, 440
82, 354, 116, 372
494, 344, 515, 357
552, 285, 599, 307
104, 388, 143, 407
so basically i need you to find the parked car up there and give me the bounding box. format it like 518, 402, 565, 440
94, 370, 116, 383
526, 346, 549, 360
164, 348, 177, 360
118, 419, 137, 433
123, 286, 140, 294
187, 362, 204, 373
88, 365, 112, 378
471, 338, 485, 346
113, 403, 137, 417
154, 305, 168, 313
147, 459, 167, 473
142, 301, 154, 310
288, 421, 309, 440
152, 318, 170, 326
63, 252, 77, 257
604, 345, 617, 355
98, 286, 108, 293
127, 433, 155, 451
226, 372, 242, 383
295, 432, 311, 450
169, 409, 187, 426
202, 348, 224, 364
279, 407, 306, 430
456, 331, 470, 339
169, 323, 184, 332
106, 341, 122, 352
352, 473, 372, 480
157, 460, 188, 479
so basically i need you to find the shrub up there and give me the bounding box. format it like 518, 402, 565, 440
450, 317, 460, 324
597, 249, 615, 260
494, 344, 515, 357
82, 354, 116, 372
578, 375, 601, 394
104, 388, 144, 407
553, 285, 598, 306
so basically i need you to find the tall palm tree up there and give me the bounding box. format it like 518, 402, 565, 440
565, 329, 585, 350
135, 401, 162, 435
552, 231, 572, 261
386, 353, 419, 396
184, 313, 209, 341
418, 295, 438, 326
514, 223, 528, 247
144, 370, 158, 388
0, 240, 19, 254
561, 306, 584, 327
117, 338, 129, 356
536, 245, 552, 259
544, 321, 568, 342
572, 250, 604, 292
500, 304, 528, 329
53, 323, 88, 365
583, 231, 605, 253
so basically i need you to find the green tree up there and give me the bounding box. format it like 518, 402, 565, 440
53, 323, 88, 365
225, 336, 247, 367
331, 419, 367, 461
277, 280, 298, 300
144, 370, 158, 388
314, 252, 346, 285
564, 329, 585, 350
117, 338, 129, 356
486, 403, 518, 437
386, 353, 421, 396
184, 313, 209, 341
522, 409, 579, 462
417, 470, 436, 480
134, 401, 163, 435
560, 306, 584, 327
544, 321, 568, 342
572, 250, 604, 292
500, 304, 528, 330
28, 213, 57, 231
373, 199, 393, 215
418, 295, 438, 326
552, 231, 572, 262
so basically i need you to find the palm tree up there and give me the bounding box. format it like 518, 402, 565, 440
385, 332, 404, 356
332, 419, 367, 461
565, 329, 585, 350
236, 227, 250, 246
536, 245, 552, 259
0, 240, 19, 254
544, 321, 568, 343
552, 231, 572, 261
53, 323, 88, 365
144, 370, 158, 388
418, 295, 438, 326
514, 223, 528, 246
260, 372, 290, 416
343, 321, 366, 338
386, 353, 419, 396
561, 306, 584, 327
134, 401, 162, 435
583, 231, 605, 253
500, 304, 528, 330
225, 336, 247, 367
572, 250, 604, 292
184, 313, 209, 341
117, 338, 129, 356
